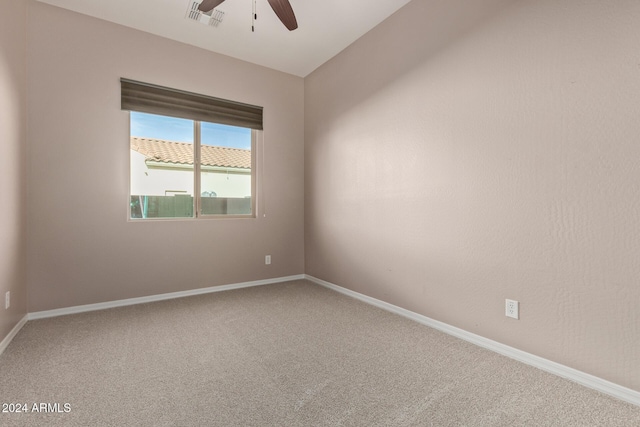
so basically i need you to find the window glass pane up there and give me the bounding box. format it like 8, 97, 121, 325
200, 123, 253, 216
130, 112, 195, 219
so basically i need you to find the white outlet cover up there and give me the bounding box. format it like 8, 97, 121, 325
506, 299, 519, 319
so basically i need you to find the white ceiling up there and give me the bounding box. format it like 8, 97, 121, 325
36, 0, 413, 77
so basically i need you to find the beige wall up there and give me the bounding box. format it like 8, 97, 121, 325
305, 0, 640, 392
0, 0, 28, 340
26, 1, 305, 312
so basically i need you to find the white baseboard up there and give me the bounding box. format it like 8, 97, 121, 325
305, 274, 640, 408
28, 275, 305, 321
9, 273, 639, 407
0, 314, 28, 357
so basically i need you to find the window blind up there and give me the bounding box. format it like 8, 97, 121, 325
120, 78, 263, 130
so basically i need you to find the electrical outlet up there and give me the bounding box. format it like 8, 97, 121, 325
505, 299, 519, 319
5, 291, 9, 310
265, 255, 271, 265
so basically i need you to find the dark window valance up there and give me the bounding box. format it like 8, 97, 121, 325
120, 78, 263, 130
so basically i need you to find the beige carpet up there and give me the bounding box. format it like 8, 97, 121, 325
1, 280, 638, 426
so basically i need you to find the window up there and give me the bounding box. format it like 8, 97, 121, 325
122, 79, 262, 220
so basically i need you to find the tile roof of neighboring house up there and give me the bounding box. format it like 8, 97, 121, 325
131, 137, 251, 169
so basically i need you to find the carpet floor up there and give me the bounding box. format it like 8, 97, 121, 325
1, 280, 639, 426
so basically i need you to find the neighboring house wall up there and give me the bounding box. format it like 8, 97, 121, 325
305, 0, 640, 393
130, 150, 251, 198
0, 0, 28, 343
201, 169, 250, 199
26, 1, 304, 312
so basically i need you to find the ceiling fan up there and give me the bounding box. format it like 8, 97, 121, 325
198, 0, 298, 31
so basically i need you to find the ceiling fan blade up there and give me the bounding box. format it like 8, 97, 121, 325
267, 0, 298, 31
198, 0, 226, 13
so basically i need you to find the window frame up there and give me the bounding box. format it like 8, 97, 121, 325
128, 113, 258, 221
194, 120, 257, 220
